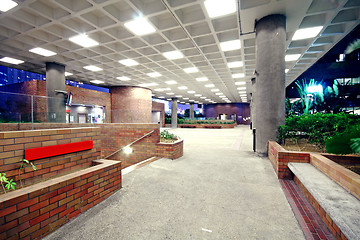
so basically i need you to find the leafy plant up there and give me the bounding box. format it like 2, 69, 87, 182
0, 173, 16, 193
326, 125, 360, 154
19, 159, 36, 188
160, 130, 179, 142
350, 138, 360, 153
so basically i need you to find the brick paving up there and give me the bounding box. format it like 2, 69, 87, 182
280, 180, 335, 240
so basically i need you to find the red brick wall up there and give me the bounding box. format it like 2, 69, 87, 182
152, 101, 165, 127
0, 159, 121, 240
110, 86, 152, 123
0, 127, 101, 190
268, 141, 310, 179
156, 140, 183, 160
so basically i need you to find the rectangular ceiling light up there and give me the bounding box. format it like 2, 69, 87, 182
163, 50, 184, 60
117, 76, 131, 81
215, 92, 223, 95
165, 80, 177, 84
285, 54, 301, 62
196, 77, 208, 81
124, 18, 156, 36
227, 61, 243, 68
238, 91, 246, 94
204, 0, 236, 18
119, 59, 139, 66
29, 47, 56, 57
166, 92, 175, 95
205, 84, 214, 88
232, 73, 245, 78
147, 72, 162, 77
90, 80, 104, 84
69, 34, 99, 48
235, 81, 246, 85
184, 67, 198, 73
200, 97, 206, 99
0, 57, 24, 65
65, 72, 73, 76
0, 0, 18, 12
178, 86, 188, 90
211, 89, 219, 92
187, 90, 196, 94
195, 94, 202, 97
237, 86, 246, 90
292, 26, 323, 40
139, 82, 158, 87
84, 65, 102, 72
220, 40, 241, 52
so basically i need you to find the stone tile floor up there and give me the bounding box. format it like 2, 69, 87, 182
280, 180, 335, 240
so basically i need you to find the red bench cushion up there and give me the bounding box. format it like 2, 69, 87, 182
25, 140, 93, 161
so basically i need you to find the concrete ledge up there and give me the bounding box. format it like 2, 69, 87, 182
288, 162, 360, 240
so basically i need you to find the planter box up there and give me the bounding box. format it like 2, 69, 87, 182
0, 159, 121, 240
156, 139, 183, 160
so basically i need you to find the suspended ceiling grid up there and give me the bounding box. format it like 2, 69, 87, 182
0, 0, 359, 104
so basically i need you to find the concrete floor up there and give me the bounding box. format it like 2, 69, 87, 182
44, 126, 304, 240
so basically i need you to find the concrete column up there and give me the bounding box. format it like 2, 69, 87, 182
250, 78, 256, 129
46, 62, 66, 123
254, 14, 286, 155
189, 103, 195, 119
171, 98, 177, 128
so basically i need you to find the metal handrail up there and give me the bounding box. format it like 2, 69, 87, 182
104, 130, 155, 159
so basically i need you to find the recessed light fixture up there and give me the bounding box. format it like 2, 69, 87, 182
196, 77, 208, 81
180, 101, 185, 104
117, 76, 131, 81
90, 80, 104, 84
200, 97, 206, 99
0, 57, 24, 65
178, 86, 188, 90
184, 67, 199, 73
139, 82, 158, 87
154, 88, 171, 92
183, 97, 189, 100
166, 92, 175, 95
215, 93, 223, 95
220, 40, 241, 52
29, 47, 56, 57
237, 87, 246, 90
204, 0, 236, 18
69, 34, 99, 48
187, 90, 195, 94
124, 18, 156, 36
165, 80, 177, 85
84, 65, 102, 72
238, 91, 246, 94
195, 94, 202, 97
292, 26, 323, 40
211, 89, 219, 92
219, 95, 226, 98
285, 69, 289, 73
227, 61, 243, 68
235, 81, 246, 85
119, 59, 139, 66
176, 95, 183, 98
65, 72, 73, 76
0, 0, 18, 12
205, 84, 215, 88
240, 94, 247, 97
158, 96, 165, 99
285, 54, 301, 62
162, 50, 184, 60
147, 72, 162, 77
232, 73, 245, 78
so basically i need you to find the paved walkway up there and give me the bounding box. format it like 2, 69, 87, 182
44, 126, 304, 239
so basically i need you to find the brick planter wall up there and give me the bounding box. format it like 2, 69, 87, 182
156, 139, 183, 160
268, 141, 310, 179
0, 159, 121, 240
0, 127, 101, 188
178, 123, 236, 129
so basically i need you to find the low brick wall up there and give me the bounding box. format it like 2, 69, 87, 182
156, 139, 183, 160
0, 127, 101, 189
178, 123, 236, 129
268, 141, 310, 179
0, 159, 121, 240
311, 153, 360, 200
0, 123, 161, 170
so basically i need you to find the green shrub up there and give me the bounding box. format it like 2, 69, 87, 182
277, 113, 360, 149
326, 125, 360, 154
177, 118, 184, 124
160, 130, 179, 142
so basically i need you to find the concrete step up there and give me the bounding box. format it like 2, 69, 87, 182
288, 162, 360, 240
